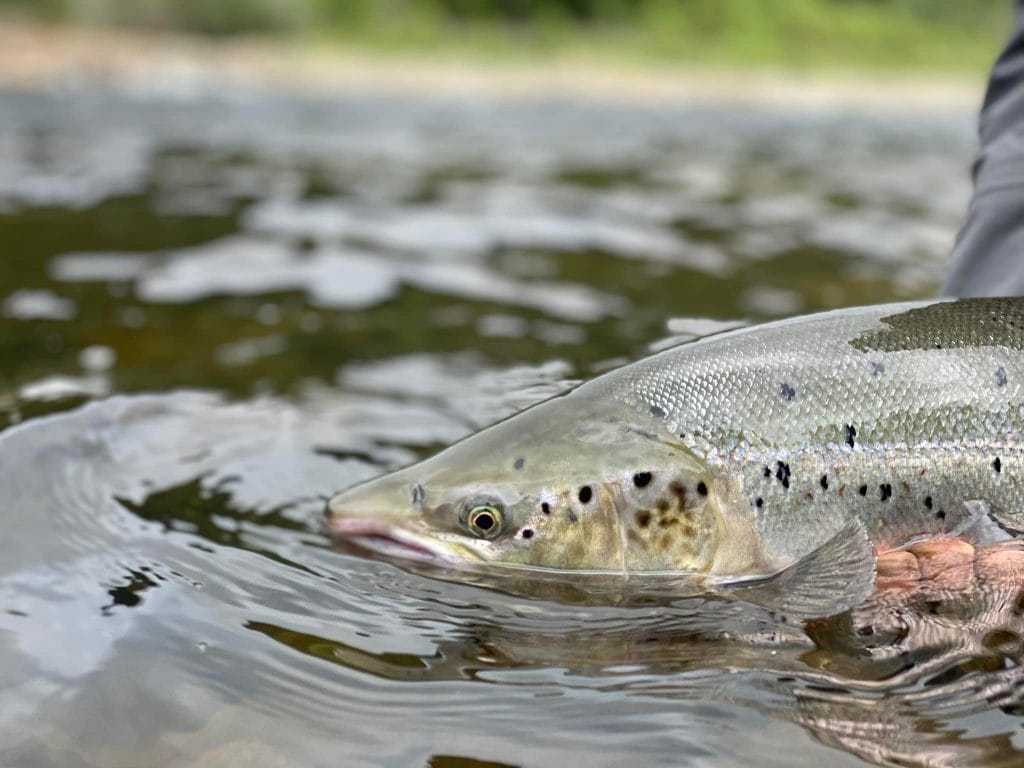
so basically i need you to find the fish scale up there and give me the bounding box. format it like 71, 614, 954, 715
580, 299, 1024, 561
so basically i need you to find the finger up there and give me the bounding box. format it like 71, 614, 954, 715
875, 550, 919, 590
976, 541, 1024, 588
906, 538, 976, 591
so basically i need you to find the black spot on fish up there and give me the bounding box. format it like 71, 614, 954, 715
763, 466, 772, 478
924, 495, 933, 510
541, 502, 550, 514
775, 461, 791, 490
820, 474, 828, 490
578, 486, 593, 504
845, 424, 857, 449
994, 457, 1003, 474
513, 457, 525, 470
755, 497, 763, 508
636, 510, 651, 528
879, 483, 892, 502
633, 472, 652, 488
650, 405, 666, 419
937, 510, 946, 520
521, 529, 534, 539
997, 366, 1008, 387
871, 361, 885, 376
697, 481, 708, 496
411, 484, 424, 506
780, 383, 796, 401
568, 510, 578, 523
858, 484, 868, 496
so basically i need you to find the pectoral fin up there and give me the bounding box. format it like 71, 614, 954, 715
712, 518, 876, 620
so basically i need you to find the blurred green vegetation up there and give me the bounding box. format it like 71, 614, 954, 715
0, 0, 1013, 71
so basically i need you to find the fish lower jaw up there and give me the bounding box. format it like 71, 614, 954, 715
327, 517, 462, 564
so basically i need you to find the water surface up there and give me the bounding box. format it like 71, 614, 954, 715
3, 86, 1021, 767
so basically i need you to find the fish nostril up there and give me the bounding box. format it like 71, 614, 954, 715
411, 483, 424, 507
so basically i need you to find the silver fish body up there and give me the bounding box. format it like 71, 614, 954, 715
579, 298, 1024, 565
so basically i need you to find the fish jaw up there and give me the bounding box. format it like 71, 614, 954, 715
327, 516, 472, 564
325, 475, 484, 566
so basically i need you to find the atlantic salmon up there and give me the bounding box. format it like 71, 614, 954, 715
327, 299, 1024, 615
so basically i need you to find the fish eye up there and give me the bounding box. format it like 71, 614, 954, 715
465, 503, 503, 539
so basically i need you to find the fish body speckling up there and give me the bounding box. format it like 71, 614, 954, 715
585, 298, 1024, 562
328, 299, 1024, 615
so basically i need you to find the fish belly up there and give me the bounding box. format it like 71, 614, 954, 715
729, 442, 1023, 565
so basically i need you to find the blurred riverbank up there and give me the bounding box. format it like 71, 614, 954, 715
0, 0, 1010, 73
0, 20, 987, 112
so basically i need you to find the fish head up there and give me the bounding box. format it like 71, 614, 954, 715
326, 397, 725, 574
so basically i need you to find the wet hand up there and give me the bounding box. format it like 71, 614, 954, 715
875, 539, 1024, 596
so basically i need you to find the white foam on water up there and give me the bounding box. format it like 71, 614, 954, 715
1, 289, 76, 320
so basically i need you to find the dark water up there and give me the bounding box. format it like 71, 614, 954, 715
2, 85, 1021, 767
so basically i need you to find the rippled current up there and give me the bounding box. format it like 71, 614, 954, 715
3, 85, 1023, 767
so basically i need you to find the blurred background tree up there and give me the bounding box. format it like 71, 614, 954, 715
0, 0, 1011, 71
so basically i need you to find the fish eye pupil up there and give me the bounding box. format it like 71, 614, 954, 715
467, 504, 502, 537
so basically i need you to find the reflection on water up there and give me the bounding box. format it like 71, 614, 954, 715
1, 86, 1017, 767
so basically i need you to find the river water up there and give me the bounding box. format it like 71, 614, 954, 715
2, 84, 1021, 767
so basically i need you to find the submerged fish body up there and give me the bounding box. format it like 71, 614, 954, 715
328, 298, 1024, 614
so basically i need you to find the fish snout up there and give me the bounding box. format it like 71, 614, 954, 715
326, 474, 420, 524
325, 477, 471, 564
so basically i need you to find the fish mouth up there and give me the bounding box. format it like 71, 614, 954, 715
326, 517, 460, 564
